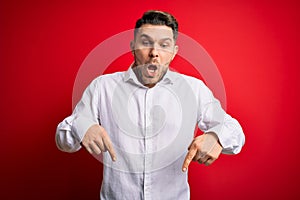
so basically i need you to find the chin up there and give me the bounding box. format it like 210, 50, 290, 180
147, 78, 159, 84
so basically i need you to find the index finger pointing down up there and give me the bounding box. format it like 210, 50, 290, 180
103, 136, 117, 161
182, 147, 197, 172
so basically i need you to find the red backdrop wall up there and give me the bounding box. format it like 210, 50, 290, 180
1, 0, 299, 199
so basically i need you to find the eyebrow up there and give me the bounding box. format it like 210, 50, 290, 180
139, 34, 173, 42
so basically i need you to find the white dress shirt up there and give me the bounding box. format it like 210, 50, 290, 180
56, 67, 245, 200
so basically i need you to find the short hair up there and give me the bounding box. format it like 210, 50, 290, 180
134, 10, 179, 41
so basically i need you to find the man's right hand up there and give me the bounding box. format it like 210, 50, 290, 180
81, 124, 117, 161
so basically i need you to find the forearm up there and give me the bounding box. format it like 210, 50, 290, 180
56, 78, 100, 152
56, 114, 100, 152
206, 114, 245, 154
196, 82, 245, 154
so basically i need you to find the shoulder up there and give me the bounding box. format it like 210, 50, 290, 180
92, 71, 126, 84
95, 71, 125, 80
169, 70, 206, 88
169, 71, 214, 100
82, 71, 126, 92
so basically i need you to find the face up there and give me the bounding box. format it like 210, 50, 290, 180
131, 24, 178, 88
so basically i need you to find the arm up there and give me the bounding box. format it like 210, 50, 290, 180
56, 79, 99, 153
55, 78, 116, 160
182, 80, 245, 171
198, 100, 245, 155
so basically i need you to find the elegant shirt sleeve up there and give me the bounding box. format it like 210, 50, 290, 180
56, 79, 100, 152
196, 80, 245, 154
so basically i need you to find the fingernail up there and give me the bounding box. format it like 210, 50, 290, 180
182, 168, 186, 172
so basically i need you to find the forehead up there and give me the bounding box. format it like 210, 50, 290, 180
136, 24, 174, 41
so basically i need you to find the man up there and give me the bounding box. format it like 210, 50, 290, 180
56, 10, 245, 199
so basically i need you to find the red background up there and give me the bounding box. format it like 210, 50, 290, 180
1, 0, 299, 199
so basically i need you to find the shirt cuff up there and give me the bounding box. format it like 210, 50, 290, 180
205, 124, 238, 154
71, 116, 98, 142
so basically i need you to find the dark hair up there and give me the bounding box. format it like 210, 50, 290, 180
134, 10, 178, 41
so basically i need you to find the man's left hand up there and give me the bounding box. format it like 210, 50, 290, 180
182, 132, 223, 172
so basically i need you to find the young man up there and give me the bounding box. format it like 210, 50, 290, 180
56, 10, 245, 199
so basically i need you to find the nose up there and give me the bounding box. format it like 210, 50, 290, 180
149, 46, 159, 58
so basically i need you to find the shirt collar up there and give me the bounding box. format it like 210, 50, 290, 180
123, 64, 142, 86
123, 63, 176, 86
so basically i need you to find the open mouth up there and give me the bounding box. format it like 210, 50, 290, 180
145, 64, 158, 78
147, 64, 158, 73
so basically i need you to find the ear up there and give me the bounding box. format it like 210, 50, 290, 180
130, 40, 135, 55
171, 45, 179, 60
